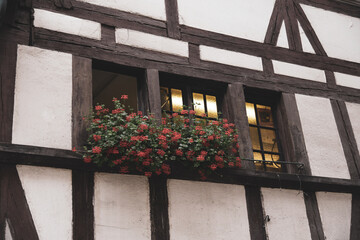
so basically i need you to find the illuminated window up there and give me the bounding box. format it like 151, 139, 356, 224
160, 86, 219, 120
246, 102, 282, 172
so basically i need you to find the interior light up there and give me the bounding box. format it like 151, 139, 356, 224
171, 88, 183, 112
206, 95, 218, 118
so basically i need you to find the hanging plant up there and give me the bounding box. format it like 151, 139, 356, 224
82, 96, 241, 179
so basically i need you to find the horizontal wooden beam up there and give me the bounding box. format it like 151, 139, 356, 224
0, 143, 359, 193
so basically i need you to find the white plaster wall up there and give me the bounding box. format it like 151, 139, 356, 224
298, 21, 315, 54
12, 45, 72, 150
345, 102, 360, 153
5, 219, 13, 240
295, 94, 350, 179
301, 4, 360, 63
34, 9, 101, 40
316, 192, 352, 240
177, 0, 276, 42
115, 28, 189, 57
273, 60, 326, 82
168, 180, 251, 240
335, 72, 360, 90
94, 173, 151, 240
76, 0, 166, 20
16, 165, 72, 240
261, 188, 311, 240
200, 45, 263, 71
276, 22, 288, 49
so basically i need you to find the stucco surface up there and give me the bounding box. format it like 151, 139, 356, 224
276, 22, 288, 49
199, 45, 263, 71
177, 0, 276, 42
301, 4, 360, 63
115, 28, 189, 57
76, 0, 166, 20
12, 45, 72, 150
34, 8, 101, 40
168, 180, 251, 240
16, 165, 72, 240
273, 60, 326, 82
335, 72, 360, 90
345, 102, 360, 153
316, 192, 352, 240
261, 188, 311, 240
295, 94, 350, 179
94, 173, 151, 240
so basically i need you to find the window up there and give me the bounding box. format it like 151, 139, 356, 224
245, 88, 283, 172
159, 74, 225, 121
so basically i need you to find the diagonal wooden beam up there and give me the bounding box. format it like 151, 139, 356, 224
283, 0, 303, 51
264, 0, 284, 45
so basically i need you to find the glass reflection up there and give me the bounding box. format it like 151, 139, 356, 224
193, 92, 205, 116
249, 127, 261, 150
171, 88, 183, 112
246, 102, 257, 125
160, 87, 170, 111
256, 104, 274, 127
260, 129, 279, 152
206, 95, 218, 119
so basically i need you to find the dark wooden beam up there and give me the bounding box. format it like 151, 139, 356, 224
101, 24, 116, 48
264, 0, 283, 45
283, 0, 302, 51
72, 170, 94, 240
72, 56, 92, 150
149, 176, 170, 240
0, 164, 39, 239
188, 43, 200, 65
0, 42, 17, 143
278, 93, 311, 174
164, 0, 180, 39
295, 0, 360, 18
245, 186, 267, 240
32, 28, 360, 105
223, 83, 254, 169
331, 100, 360, 179
350, 193, 360, 240
304, 192, 325, 240
145, 69, 162, 120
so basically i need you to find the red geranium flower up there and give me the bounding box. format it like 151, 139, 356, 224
92, 146, 101, 154
121, 95, 128, 99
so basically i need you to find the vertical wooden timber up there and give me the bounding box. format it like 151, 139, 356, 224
278, 93, 311, 174
101, 24, 116, 48
245, 186, 267, 240
72, 56, 92, 150
164, 0, 180, 39
330, 100, 360, 179
304, 192, 325, 240
223, 83, 254, 169
145, 69, 162, 120
72, 170, 94, 240
188, 43, 200, 65
282, 0, 302, 51
0, 164, 39, 240
0, 42, 17, 143
149, 176, 170, 240
350, 193, 360, 240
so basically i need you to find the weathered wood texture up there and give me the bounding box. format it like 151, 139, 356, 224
296, 0, 360, 18
72, 170, 94, 240
350, 193, 360, 240
245, 186, 267, 240
0, 164, 39, 240
32, 27, 360, 105
0, 42, 17, 143
101, 24, 116, 48
149, 176, 170, 240
164, 0, 180, 39
188, 43, 200, 65
145, 69, 162, 120
72, 56, 92, 150
283, 0, 302, 51
1, 144, 360, 193
264, 0, 283, 45
277, 93, 311, 174
304, 192, 325, 240
331, 100, 360, 179
223, 83, 254, 169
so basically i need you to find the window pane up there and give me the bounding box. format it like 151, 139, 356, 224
264, 154, 281, 171
245, 102, 257, 125
249, 127, 261, 150
260, 129, 279, 152
193, 92, 205, 116
253, 152, 264, 170
171, 88, 183, 112
160, 87, 170, 111
256, 104, 274, 127
206, 95, 218, 118
93, 69, 137, 111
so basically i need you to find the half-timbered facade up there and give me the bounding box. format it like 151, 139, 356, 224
1, 0, 360, 239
